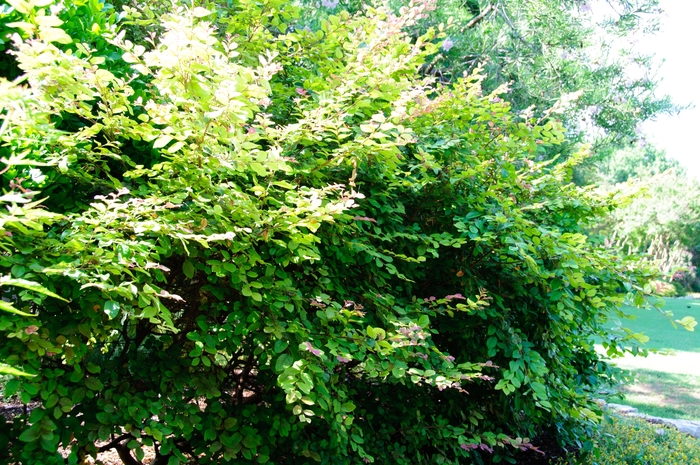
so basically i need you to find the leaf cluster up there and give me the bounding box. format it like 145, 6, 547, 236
0, 1, 679, 464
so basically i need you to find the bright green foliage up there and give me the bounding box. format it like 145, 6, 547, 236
0, 1, 678, 464
0, 77, 67, 376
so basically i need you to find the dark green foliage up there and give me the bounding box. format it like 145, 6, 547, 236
0, 1, 686, 464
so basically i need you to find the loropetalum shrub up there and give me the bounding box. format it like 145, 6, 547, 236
0, 1, 685, 464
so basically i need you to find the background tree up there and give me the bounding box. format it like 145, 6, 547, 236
591, 145, 700, 293
580, 143, 680, 185
298, 0, 679, 157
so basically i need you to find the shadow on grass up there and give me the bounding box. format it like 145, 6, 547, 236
615, 368, 700, 421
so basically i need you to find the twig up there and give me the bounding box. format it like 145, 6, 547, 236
496, 4, 538, 52
467, 3, 494, 29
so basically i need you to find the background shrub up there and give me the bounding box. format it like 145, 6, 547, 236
568, 414, 700, 465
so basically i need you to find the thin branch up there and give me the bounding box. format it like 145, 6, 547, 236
466, 3, 495, 29
495, 4, 538, 52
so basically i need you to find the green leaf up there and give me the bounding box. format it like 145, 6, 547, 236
391, 366, 406, 379
341, 402, 356, 412
85, 377, 104, 391
0, 300, 33, 316
366, 326, 385, 340
241, 436, 256, 449
249, 163, 267, 176
86, 363, 101, 374
0, 277, 67, 301
18, 426, 40, 443
151, 428, 164, 441
4, 379, 20, 395
274, 339, 289, 353
46, 393, 59, 408
23, 383, 39, 395
275, 354, 294, 373
224, 417, 238, 429
98, 426, 110, 441
0, 363, 35, 377
142, 306, 157, 318
183, 260, 195, 279
104, 301, 120, 319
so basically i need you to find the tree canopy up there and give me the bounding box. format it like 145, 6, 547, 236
591, 145, 700, 293
297, 0, 678, 154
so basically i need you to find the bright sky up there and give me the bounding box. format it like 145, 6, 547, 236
637, 1, 700, 177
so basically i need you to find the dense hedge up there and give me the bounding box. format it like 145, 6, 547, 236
0, 1, 668, 464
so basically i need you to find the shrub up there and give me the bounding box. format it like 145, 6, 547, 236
566, 414, 700, 465
0, 1, 680, 464
649, 280, 677, 297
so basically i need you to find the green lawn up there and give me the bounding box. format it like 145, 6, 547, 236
599, 298, 700, 420
608, 298, 700, 352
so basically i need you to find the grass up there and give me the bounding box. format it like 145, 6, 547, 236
608, 298, 700, 352
619, 369, 700, 420
599, 297, 700, 420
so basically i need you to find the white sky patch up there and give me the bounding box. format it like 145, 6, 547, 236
579, 1, 699, 176
636, 1, 700, 177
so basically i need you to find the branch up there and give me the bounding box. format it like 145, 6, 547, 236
236, 351, 257, 405
114, 443, 143, 465
466, 3, 494, 28
98, 434, 142, 465
98, 433, 134, 453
